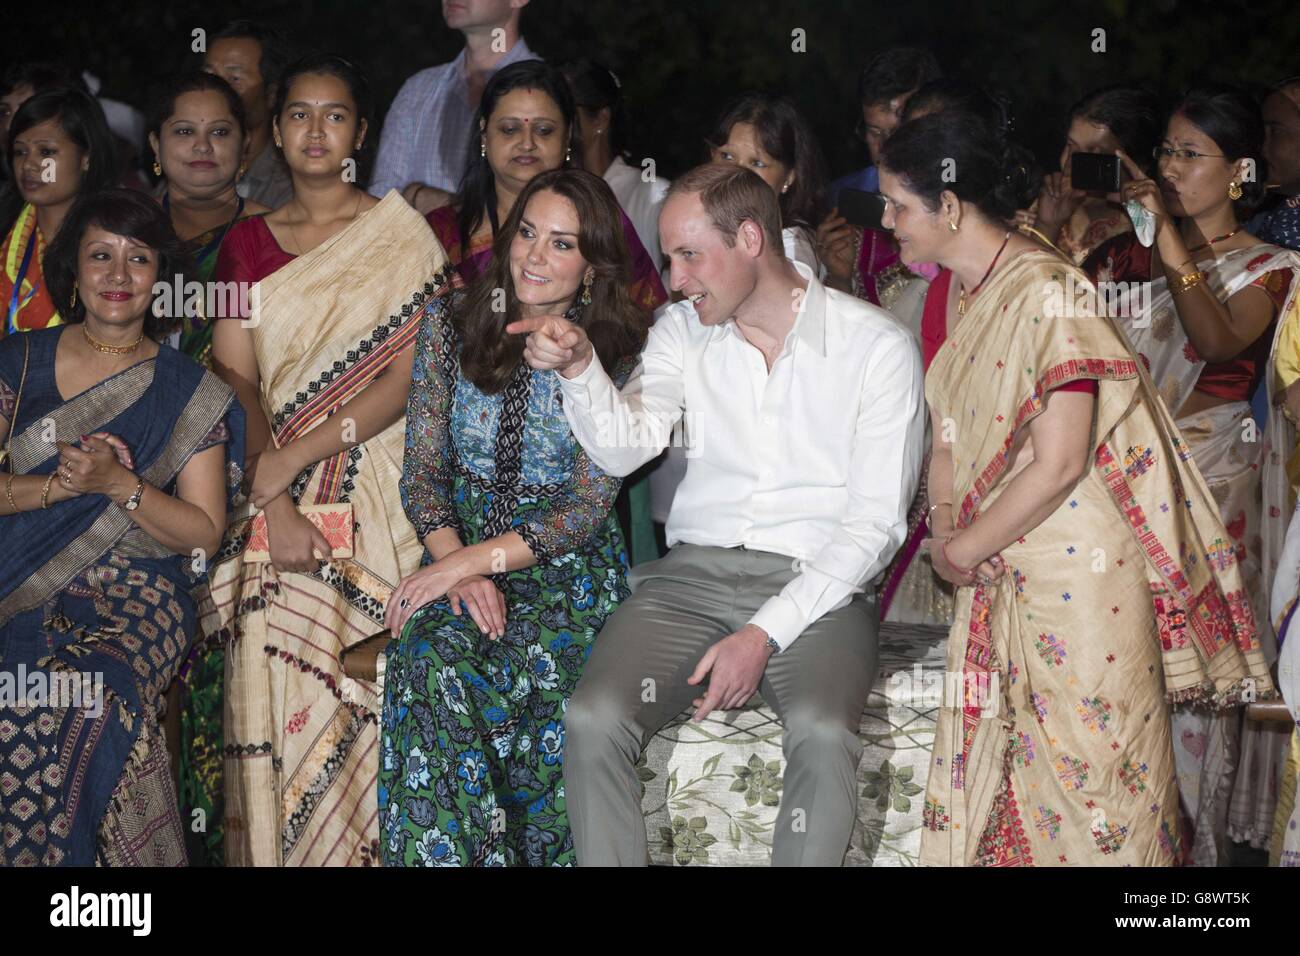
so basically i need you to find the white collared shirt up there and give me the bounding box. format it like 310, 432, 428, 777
557, 260, 925, 649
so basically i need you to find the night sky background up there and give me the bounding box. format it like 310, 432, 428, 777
6, 0, 1300, 185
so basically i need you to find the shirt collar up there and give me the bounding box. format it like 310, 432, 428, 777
713, 258, 827, 358
788, 258, 827, 357
454, 36, 535, 84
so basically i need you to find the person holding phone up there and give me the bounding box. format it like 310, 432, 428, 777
1028, 84, 1163, 264
1085, 85, 1300, 866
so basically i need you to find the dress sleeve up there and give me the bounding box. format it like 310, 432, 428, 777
513, 355, 635, 562
400, 297, 459, 541
621, 213, 668, 312
214, 219, 262, 321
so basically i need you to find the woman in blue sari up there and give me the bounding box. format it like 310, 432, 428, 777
0, 189, 245, 866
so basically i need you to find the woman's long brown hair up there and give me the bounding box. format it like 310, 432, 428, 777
456, 168, 651, 394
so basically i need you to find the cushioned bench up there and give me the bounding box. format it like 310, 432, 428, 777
352, 621, 949, 866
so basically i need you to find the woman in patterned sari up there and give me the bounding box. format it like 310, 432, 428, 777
149, 71, 270, 367
878, 110, 1273, 867
0, 189, 244, 865
202, 55, 451, 866
380, 169, 645, 866
144, 69, 271, 867
1085, 86, 1300, 864
1, 88, 119, 338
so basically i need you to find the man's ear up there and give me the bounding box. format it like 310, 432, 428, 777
738, 219, 765, 256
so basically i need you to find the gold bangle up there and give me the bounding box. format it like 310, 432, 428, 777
41, 472, 56, 509
927, 501, 952, 518
1172, 270, 1207, 296
5, 474, 15, 512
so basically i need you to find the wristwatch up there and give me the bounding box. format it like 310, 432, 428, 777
120, 478, 146, 512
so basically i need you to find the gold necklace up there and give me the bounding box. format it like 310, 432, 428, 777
83, 324, 144, 355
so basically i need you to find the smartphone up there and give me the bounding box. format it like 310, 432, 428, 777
838, 188, 886, 231
1070, 153, 1123, 194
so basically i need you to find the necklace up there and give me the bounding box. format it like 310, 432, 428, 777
83, 324, 144, 355
957, 231, 1012, 317
1186, 226, 1241, 255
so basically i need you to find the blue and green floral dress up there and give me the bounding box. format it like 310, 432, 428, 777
379, 293, 630, 866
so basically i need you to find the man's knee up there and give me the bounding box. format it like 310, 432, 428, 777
565, 675, 641, 758
782, 708, 863, 766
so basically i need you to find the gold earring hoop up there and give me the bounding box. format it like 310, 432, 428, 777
1228, 181, 1243, 201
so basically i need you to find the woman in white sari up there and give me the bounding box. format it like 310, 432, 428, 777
1086, 85, 1300, 864
202, 55, 452, 865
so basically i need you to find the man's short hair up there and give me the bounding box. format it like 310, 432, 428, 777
857, 47, 941, 108
666, 164, 784, 252
211, 20, 293, 91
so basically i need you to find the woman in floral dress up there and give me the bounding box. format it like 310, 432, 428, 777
380, 169, 650, 866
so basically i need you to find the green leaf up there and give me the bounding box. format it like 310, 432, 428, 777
761, 792, 781, 807
697, 833, 717, 847
702, 753, 722, 776
688, 816, 708, 830
729, 778, 750, 792
666, 769, 679, 797
898, 765, 914, 782
863, 782, 881, 799
893, 793, 911, 814
747, 754, 764, 770
901, 782, 924, 797
636, 765, 657, 783
765, 760, 781, 775
744, 789, 759, 807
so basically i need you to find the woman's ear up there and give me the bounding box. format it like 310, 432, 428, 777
940, 189, 961, 228
148, 132, 160, 164
355, 118, 368, 152
272, 116, 282, 148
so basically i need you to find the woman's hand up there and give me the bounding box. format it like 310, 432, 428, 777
266, 506, 333, 574
446, 574, 507, 640
815, 210, 858, 287
1117, 149, 1173, 239
55, 436, 132, 499
88, 432, 134, 470
1035, 171, 1087, 235
385, 563, 464, 637
250, 444, 304, 510
924, 534, 1005, 588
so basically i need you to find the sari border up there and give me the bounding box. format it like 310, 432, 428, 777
0, 371, 235, 623
7, 359, 156, 476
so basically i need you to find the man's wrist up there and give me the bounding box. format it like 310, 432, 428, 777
559, 347, 595, 380
747, 623, 778, 655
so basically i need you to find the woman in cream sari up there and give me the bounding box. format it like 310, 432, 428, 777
880, 110, 1272, 867
202, 55, 452, 866
1086, 87, 1300, 864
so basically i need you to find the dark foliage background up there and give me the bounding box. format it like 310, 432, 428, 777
5, 0, 1300, 185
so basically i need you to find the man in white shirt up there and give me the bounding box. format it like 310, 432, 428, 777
369, 0, 536, 210
511, 164, 924, 865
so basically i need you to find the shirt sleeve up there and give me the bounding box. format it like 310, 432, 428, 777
556, 309, 687, 477
400, 299, 459, 541
369, 74, 423, 199
213, 221, 260, 320
748, 326, 926, 650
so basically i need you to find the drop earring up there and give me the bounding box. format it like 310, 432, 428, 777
948, 220, 959, 232
481, 141, 487, 158
152, 160, 162, 176
70, 283, 78, 311
565, 146, 572, 164
580, 273, 593, 306
1228, 181, 1243, 201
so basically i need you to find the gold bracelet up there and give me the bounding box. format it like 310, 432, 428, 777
5, 474, 15, 512
927, 501, 952, 519
41, 472, 56, 509
1172, 270, 1207, 296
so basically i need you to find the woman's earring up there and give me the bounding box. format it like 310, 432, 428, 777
1228, 181, 1243, 201
70, 283, 78, 311
152, 160, 162, 176
481, 141, 487, 158
948, 220, 959, 232
580, 273, 593, 306
237, 163, 247, 180
565, 146, 572, 164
